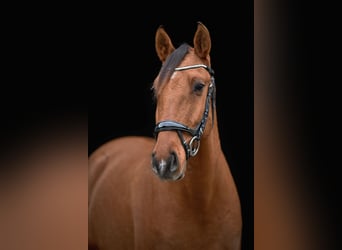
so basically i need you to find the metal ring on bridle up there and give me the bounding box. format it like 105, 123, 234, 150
189, 136, 200, 157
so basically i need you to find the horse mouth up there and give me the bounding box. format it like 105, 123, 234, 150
156, 171, 185, 181
174, 172, 185, 180
151, 161, 186, 181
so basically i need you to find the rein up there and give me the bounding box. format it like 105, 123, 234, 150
154, 64, 216, 160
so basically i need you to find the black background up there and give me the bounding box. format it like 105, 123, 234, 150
2, 1, 342, 249
1, 2, 253, 249
88, 3, 253, 250
3, 0, 342, 248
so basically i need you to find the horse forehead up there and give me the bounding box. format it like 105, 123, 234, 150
181, 48, 202, 65
154, 49, 208, 89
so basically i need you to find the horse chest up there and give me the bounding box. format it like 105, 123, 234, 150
134, 216, 230, 250
135, 217, 233, 250
132, 195, 236, 249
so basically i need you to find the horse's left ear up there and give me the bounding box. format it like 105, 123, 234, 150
193, 22, 211, 59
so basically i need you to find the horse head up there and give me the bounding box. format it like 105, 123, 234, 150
151, 22, 216, 181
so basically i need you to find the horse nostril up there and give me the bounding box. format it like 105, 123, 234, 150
151, 153, 159, 173
169, 152, 178, 172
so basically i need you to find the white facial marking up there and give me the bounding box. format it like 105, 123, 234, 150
170, 71, 178, 79
159, 159, 166, 172
159, 159, 166, 167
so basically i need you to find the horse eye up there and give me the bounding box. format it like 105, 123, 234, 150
194, 82, 205, 93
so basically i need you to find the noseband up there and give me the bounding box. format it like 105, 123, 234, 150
154, 64, 216, 160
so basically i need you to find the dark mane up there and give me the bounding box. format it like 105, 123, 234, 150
157, 43, 190, 85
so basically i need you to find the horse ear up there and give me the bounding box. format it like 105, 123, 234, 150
155, 25, 175, 63
193, 22, 211, 59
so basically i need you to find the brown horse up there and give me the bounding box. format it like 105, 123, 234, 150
89, 22, 242, 250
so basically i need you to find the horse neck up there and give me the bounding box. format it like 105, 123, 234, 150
192, 112, 223, 171
182, 112, 228, 202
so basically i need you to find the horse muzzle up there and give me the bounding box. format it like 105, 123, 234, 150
151, 151, 184, 181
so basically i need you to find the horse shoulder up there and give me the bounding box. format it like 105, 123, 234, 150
89, 135, 155, 193
88, 136, 156, 249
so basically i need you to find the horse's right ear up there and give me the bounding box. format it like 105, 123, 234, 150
155, 25, 175, 63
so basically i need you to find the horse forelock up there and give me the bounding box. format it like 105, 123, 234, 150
157, 43, 190, 86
